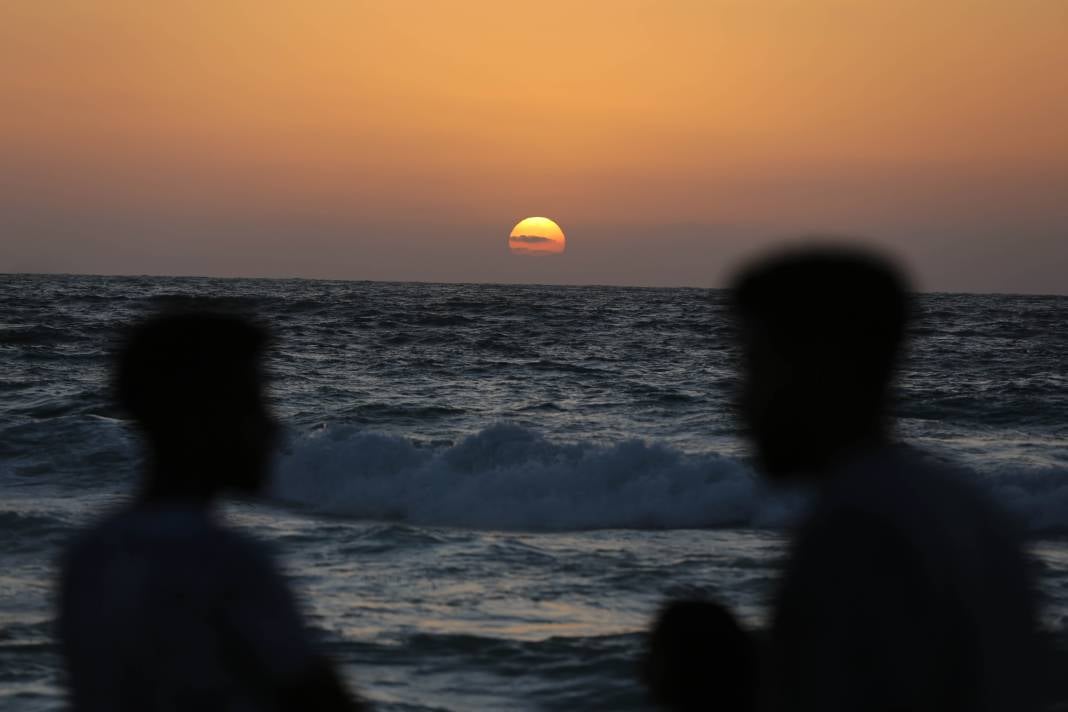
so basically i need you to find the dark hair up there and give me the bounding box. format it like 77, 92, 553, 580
114, 312, 268, 431
643, 600, 757, 712
731, 246, 910, 385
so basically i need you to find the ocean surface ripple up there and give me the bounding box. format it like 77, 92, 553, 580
1, 274, 1066, 710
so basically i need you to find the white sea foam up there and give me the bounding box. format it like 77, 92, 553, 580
985, 467, 1068, 535
272, 423, 802, 531
274, 423, 1068, 533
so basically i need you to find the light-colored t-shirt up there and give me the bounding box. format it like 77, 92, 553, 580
769, 445, 1040, 712
59, 504, 320, 712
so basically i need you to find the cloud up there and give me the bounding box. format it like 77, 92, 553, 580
509, 245, 559, 256
509, 234, 556, 244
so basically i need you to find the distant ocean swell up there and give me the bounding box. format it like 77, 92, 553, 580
273, 423, 1068, 534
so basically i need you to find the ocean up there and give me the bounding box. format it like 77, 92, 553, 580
1, 274, 1066, 710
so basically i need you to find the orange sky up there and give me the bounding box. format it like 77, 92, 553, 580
2, 1, 1067, 291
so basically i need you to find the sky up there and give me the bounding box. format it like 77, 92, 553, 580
2, 1, 1066, 292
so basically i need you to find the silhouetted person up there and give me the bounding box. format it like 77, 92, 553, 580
58, 313, 367, 711
730, 248, 1040, 711
642, 599, 758, 712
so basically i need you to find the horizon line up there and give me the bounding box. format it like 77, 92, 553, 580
2, 270, 1065, 298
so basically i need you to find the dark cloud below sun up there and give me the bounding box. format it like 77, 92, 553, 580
511, 235, 555, 244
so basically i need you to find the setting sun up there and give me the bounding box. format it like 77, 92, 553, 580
509, 217, 566, 257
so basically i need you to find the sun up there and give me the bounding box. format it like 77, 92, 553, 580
509, 217, 566, 256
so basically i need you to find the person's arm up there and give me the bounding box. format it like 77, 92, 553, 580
767, 512, 943, 712
219, 540, 370, 711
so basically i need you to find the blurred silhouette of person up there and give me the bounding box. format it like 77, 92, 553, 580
642, 599, 757, 712
58, 312, 367, 711
729, 247, 1040, 711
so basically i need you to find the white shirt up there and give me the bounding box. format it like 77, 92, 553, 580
769, 445, 1040, 712
59, 503, 320, 712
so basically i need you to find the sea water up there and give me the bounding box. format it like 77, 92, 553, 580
1, 274, 1065, 710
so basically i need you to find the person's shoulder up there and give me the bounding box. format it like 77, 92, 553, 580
58, 507, 144, 600
806, 443, 1028, 573
188, 513, 292, 593
822, 444, 1011, 522
798, 447, 947, 554
212, 520, 282, 572
61, 504, 277, 575
61, 507, 137, 564
896, 445, 1025, 530
791, 503, 917, 573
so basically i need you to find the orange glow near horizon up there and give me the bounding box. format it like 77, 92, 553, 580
509, 217, 566, 256
1, 1, 1067, 289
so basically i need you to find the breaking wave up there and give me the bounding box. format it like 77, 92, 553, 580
274, 423, 1068, 533
273, 423, 801, 531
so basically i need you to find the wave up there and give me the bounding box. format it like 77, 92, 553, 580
274, 424, 1068, 534
272, 423, 799, 531
984, 467, 1068, 535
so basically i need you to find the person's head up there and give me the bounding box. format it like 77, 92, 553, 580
730, 246, 910, 480
114, 312, 277, 500
642, 599, 757, 712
